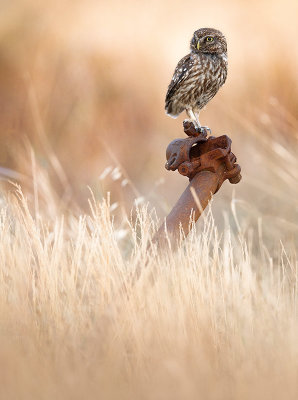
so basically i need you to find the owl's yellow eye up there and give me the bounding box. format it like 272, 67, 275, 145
206, 37, 214, 42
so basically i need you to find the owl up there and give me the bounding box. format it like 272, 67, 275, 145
165, 28, 228, 131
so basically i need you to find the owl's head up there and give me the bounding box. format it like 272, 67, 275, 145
190, 28, 227, 55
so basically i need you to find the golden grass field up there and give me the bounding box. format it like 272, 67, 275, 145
0, 0, 298, 398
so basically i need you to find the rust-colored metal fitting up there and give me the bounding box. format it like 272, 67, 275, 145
165, 122, 241, 192
154, 121, 242, 246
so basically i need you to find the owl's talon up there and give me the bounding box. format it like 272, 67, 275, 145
198, 126, 212, 135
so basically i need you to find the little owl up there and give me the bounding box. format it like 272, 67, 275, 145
165, 28, 228, 130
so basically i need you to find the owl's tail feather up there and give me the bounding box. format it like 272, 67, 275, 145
166, 111, 179, 119
165, 101, 181, 119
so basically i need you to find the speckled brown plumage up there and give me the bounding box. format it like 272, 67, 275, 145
165, 28, 228, 128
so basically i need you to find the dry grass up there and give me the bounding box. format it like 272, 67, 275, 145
0, 0, 298, 398
0, 178, 298, 399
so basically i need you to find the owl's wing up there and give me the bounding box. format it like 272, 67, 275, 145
165, 53, 194, 107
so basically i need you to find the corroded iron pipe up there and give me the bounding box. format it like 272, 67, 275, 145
157, 166, 225, 243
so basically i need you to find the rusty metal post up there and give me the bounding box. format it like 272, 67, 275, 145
155, 121, 241, 246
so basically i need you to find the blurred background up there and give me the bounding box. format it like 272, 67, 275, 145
0, 0, 298, 243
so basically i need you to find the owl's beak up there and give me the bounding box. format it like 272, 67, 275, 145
197, 42, 200, 50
